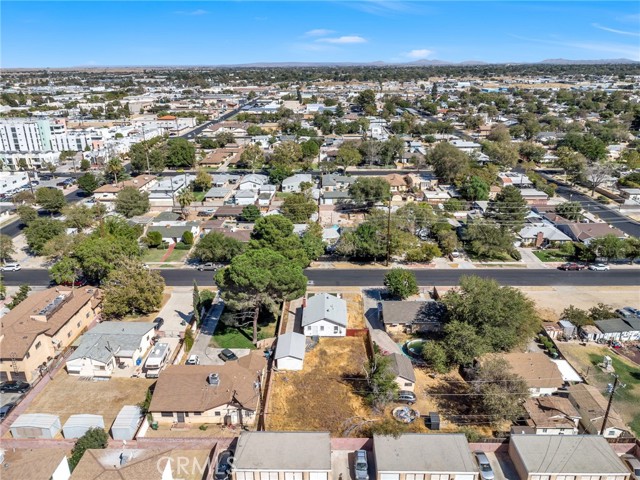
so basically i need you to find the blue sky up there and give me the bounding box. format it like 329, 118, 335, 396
2, 1, 639, 67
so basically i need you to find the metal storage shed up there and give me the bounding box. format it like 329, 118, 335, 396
10, 413, 61, 439
111, 405, 142, 440
62, 414, 105, 439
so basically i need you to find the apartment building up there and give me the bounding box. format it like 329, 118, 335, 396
0, 287, 102, 382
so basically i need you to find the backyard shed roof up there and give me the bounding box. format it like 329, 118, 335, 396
274, 332, 306, 361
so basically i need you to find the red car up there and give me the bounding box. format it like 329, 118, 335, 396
558, 262, 585, 271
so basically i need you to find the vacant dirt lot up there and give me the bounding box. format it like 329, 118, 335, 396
556, 342, 640, 436
26, 371, 154, 428
267, 336, 370, 435
517, 286, 639, 322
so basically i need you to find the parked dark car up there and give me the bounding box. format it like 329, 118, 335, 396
0, 381, 30, 394
218, 349, 238, 362
396, 390, 417, 405
153, 317, 164, 330
0, 402, 16, 421
558, 262, 585, 271
60, 278, 87, 287
215, 450, 234, 480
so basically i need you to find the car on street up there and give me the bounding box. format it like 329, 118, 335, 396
558, 262, 585, 271
474, 452, 495, 480
215, 450, 234, 480
589, 263, 610, 271
60, 278, 87, 287
354, 449, 369, 480
0, 402, 16, 421
197, 209, 215, 217
396, 390, 417, 405
218, 349, 238, 362
307, 280, 315, 286
1, 263, 21, 272
197, 263, 218, 271
186, 354, 200, 365
0, 381, 30, 394
153, 317, 164, 330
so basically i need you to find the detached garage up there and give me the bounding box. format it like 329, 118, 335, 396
274, 332, 306, 371
111, 405, 142, 441
62, 414, 105, 439
373, 434, 479, 480
233, 431, 331, 480
10, 413, 61, 439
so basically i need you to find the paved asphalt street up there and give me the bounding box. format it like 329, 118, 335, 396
2, 189, 86, 238
4, 267, 639, 287
539, 173, 640, 238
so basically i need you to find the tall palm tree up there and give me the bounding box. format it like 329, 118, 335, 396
177, 188, 195, 219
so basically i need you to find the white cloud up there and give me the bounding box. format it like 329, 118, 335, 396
174, 9, 208, 16
317, 36, 367, 44
592, 23, 639, 37
404, 49, 433, 59
305, 29, 335, 37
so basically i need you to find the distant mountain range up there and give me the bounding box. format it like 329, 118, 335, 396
215, 58, 639, 68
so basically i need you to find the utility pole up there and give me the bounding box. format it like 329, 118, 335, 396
600, 375, 619, 436
385, 197, 392, 266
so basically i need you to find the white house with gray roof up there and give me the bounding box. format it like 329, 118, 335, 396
274, 332, 306, 371
66, 322, 155, 378
281, 174, 313, 193
301, 293, 348, 337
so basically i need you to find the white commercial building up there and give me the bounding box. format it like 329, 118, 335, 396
0, 171, 30, 195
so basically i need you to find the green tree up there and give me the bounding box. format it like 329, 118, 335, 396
561, 305, 593, 327
421, 341, 449, 374
238, 143, 264, 172
250, 215, 311, 267
429, 142, 471, 183
588, 303, 616, 321
356, 89, 377, 115
487, 124, 511, 143
589, 234, 626, 263
518, 142, 546, 163
482, 141, 519, 168
443, 275, 540, 353
554, 147, 586, 185
115, 187, 150, 218
487, 185, 528, 232
8, 284, 31, 309
460, 176, 489, 201
69, 428, 109, 471
50, 257, 82, 285
384, 268, 418, 299
443, 198, 464, 213
300, 222, 325, 261
63, 204, 94, 232
194, 170, 212, 192
177, 188, 195, 218
281, 192, 317, 223
104, 157, 124, 184
624, 236, 640, 265
102, 259, 165, 318
215, 248, 307, 342
17, 205, 38, 225
24, 218, 65, 254
471, 357, 528, 423
191, 232, 246, 262
42, 233, 82, 262
364, 353, 399, 411
241, 204, 261, 222
192, 280, 201, 325
35, 187, 65, 213
555, 201, 582, 221
145, 231, 163, 248
465, 220, 517, 260
349, 177, 391, 207
269, 141, 303, 169
166, 137, 196, 168
336, 142, 362, 171
301, 139, 320, 160
405, 242, 441, 263
182, 230, 194, 245
77, 172, 100, 195
395, 203, 436, 234
80, 158, 91, 171
0, 234, 16, 263
12, 190, 35, 205
442, 320, 487, 367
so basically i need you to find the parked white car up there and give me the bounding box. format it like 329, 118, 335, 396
186, 354, 200, 365
1, 263, 21, 272
588, 263, 610, 271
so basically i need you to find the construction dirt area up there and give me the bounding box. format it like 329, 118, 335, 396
517, 286, 640, 322
24, 371, 153, 430
267, 336, 371, 436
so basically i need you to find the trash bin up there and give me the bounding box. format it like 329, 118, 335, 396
151, 421, 159, 430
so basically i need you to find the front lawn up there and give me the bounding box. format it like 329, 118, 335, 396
165, 248, 189, 262
211, 322, 256, 349
533, 249, 570, 262
142, 248, 169, 262
193, 191, 206, 202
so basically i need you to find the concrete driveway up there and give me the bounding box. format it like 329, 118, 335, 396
156, 287, 194, 338
363, 289, 402, 355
